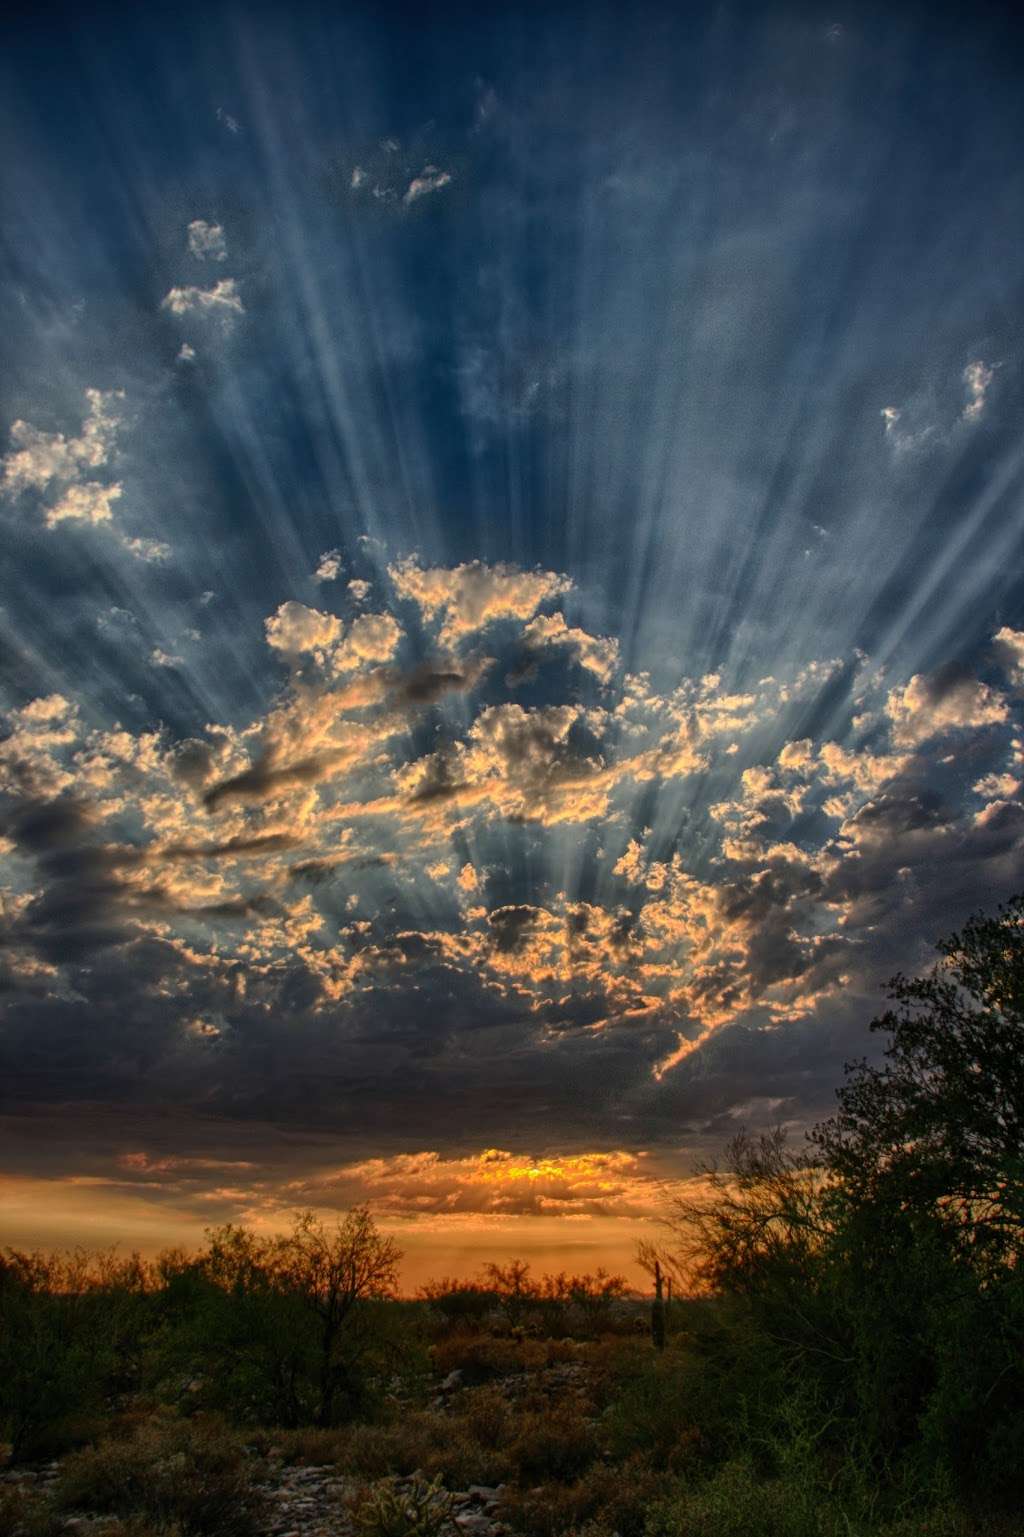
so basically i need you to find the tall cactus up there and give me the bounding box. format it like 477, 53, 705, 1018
651, 1258, 666, 1351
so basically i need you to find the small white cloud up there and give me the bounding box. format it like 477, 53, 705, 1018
973, 771, 1020, 801
880, 402, 937, 456
457, 862, 478, 894
46, 480, 122, 527
348, 578, 371, 603
97, 605, 140, 636
121, 535, 171, 563
351, 166, 366, 189
161, 278, 244, 320
314, 549, 343, 583
404, 167, 453, 205
994, 626, 1024, 688
216, 107, 240, 134
187, 220, 227, 262
176, 343, 196, 364
151, 647, 183, 668
265, 600, 343, 657
962, 359, 994, 422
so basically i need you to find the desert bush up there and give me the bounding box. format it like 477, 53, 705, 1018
322, 1407, 513, 1488
500, 1455, 668, 1537
459, 1383, 512, 1448
509, 1397, 599, 1483
54, 1413, 264, 1536
349, 1474, 452, 1537
643, 1458, 828, 1537
599, 1344, 712, 1471
429, 1331, 522, 1381
418, 1278, 498, 1330
0, 1482, 67, 1537
321, 1419, 427, 1479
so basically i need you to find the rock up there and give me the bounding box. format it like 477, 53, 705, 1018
454, 1516, 496, 1536
440, 1368, 464, 1390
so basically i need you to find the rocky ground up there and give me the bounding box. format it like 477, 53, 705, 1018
260, 1464, 507, 1537
0, 1360, 594, 1537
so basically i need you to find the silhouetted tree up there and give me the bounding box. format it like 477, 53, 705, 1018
812, 895, 1024, 1261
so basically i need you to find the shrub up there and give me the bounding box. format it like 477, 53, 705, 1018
509, 1398, 599, 1483
350, 1474, 452, 1537
499, 1456, 668, 1537
644, 1459, 825, 1537
600, 1345, 712, 1471
430, 1332, 521, 1381
0, 1483, 67, 1537
0, 1249, 151, 1461
54, 1414, 264, 1536
460, 1383, 512, 1448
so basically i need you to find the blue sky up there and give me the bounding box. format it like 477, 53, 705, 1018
2, 0, 1023, 1271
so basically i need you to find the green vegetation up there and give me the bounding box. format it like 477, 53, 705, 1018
1, 898, 1023, 1536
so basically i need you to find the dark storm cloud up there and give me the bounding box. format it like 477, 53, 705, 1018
159, 831, 299, 860
385, 654, 493, 706
202, 753, 333, 811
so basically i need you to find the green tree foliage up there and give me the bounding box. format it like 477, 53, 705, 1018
155, 1207, 402, 1427
662, 897, 1024, 1509
0, 1249, 150, 1458
812, 895, 1024, 1255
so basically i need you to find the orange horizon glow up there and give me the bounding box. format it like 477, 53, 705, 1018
0, 1147, 693, 1292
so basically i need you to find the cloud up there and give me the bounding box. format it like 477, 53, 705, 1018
265, 601, 343, 657
457, 862, 479, 894
962, 359, 994, 422
390, 557, 570, 647
994, 627, 1024, 688
522, 612, 619, 683
161, 278, 244, 320
2, 389, 126, 533
187, 220, 227, 262
403, 167, 453, 205
121, 535, 171, 563
45, 480, 122, 527
333, 612, 402, 672
312, 1147, 664, 1220
313, 549, 342, 583
886, 666, 1008, 747
1, 568, 1022, 1182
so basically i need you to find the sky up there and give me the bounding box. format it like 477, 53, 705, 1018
2, 0, 1023, 1287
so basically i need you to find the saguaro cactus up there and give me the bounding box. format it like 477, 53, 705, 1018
651, 1258, 666, 1351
